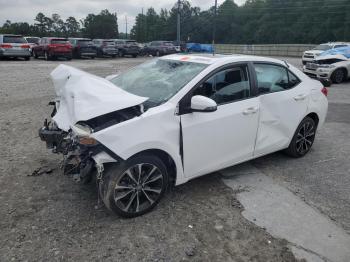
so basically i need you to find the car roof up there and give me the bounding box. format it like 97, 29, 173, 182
1, 34, 23, 37
69, 38, 92, 40
43, 37, 67, 40
162, 53, 286, 66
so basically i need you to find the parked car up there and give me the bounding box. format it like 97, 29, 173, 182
172, 41, 186, 52
302, 42, 350, 65
303, 46, 350, 84
0, 34, 31, 60
114, 39, 140, 58
24, 36, 40, 56
92, 39, 117, 57
39, 54, 328, 218
68, 38, 97, 59
32, 37, 72, 60
141, 41, 177, 56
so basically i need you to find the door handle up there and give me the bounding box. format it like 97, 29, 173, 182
243, 107, 258, 115
294, 94, 307, 101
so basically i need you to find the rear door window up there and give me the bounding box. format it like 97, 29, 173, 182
254, 63, 300, 94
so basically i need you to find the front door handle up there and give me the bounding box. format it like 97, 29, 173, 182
294, 94, 307, 101
243, 107, 258, 115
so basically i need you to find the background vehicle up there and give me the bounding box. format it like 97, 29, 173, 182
141, 41, 177, 56
92, 39, 117, 57
302, 42, 350, 65
0, 34, 30, 60
24, 36, 40, 56
39, 54, 328, 218
68, 38, 97, 59
303, 46, 350, 84
32, 37, 72, 60
114, 39, 140, 58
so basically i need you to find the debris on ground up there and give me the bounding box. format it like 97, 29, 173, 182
29, 166, 54, 176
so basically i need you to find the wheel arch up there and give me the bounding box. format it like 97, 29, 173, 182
128, 149, 177, 187
305, 112, 319, 128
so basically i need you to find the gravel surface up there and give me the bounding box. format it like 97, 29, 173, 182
0, 57, 300, 262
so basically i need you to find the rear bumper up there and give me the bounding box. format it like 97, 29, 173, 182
50, 51, 72, 57
0, 49, 31, 57
80, 52, 97, 57
102, 49, 117, 55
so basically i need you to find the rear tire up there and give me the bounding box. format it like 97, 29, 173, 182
33, 51, 38, 59
284, 117, 317, 158
100, 154, 168, 218
24, 57, 30, 61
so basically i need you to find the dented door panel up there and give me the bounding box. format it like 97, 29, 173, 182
254, 86, 310, 157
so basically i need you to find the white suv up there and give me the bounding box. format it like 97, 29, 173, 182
302, 42, 350, 65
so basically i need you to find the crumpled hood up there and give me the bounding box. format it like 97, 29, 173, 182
50, 64, 147, 131
315, 54, 348, 61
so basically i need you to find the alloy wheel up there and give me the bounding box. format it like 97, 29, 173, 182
296, 121, 315, 155
113, 163, 164, 214
334, 69, 344, 84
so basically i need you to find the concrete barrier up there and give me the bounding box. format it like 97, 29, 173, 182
215, 44, 316, 57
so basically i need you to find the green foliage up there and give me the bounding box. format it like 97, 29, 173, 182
1, 1, 349, 43
0, 9, 117, 39
130, 0, 350, 44
81, 9, 119, 38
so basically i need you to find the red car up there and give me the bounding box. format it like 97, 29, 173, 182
33, 37, 72, 60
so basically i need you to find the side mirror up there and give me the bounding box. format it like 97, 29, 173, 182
190, 95, 217, 113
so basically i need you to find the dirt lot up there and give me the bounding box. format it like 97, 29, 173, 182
0, 55, 348, 262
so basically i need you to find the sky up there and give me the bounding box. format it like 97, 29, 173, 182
0, 0, 247, 33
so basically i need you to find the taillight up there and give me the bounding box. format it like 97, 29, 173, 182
321, 87, 328, 97
48, 44, 55, 49
0, 44, 12, 48
21, 44, 30, 48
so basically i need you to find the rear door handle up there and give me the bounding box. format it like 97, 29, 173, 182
243, 107, 259, 115
294, 94, 307, 101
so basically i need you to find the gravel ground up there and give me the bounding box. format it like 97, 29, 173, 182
0, 57, 299, 262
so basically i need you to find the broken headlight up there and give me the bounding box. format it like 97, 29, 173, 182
72, 124, 98, 146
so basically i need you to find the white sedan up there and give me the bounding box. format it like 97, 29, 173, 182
39, 54, 328, 217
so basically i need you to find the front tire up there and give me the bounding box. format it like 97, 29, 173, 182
101, 154, 168, 218
331, 69, 346, 84
284, 117, 317, 158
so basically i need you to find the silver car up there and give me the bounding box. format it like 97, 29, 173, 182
92, 39, 118, 58
0, 34, 31, 60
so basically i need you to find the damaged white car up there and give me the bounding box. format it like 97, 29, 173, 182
39, 54, 328, 217
303, 46, 350, 84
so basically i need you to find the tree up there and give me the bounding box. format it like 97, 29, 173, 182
82, 9, 118, 38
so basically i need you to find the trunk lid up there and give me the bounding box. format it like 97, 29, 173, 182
50, 64, 148, 131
